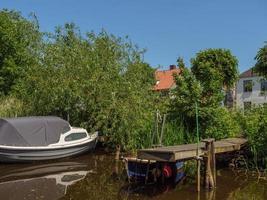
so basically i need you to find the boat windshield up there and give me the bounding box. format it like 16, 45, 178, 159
64, 132, 87, 142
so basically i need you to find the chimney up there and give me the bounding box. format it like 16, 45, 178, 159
169, 65, 176, 70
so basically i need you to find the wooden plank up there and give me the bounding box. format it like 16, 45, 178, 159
173, 149, 205, 161
137, 151, 176, 162
123, 157, 156, 163
140, 143, 203, 152
137, 138, 247, 162
220, 138, 247, 144
138, 143, 205, 161
214, 138, 247, 153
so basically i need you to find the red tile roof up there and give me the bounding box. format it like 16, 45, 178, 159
153, 67, 181, 91
239, 68, 258, 78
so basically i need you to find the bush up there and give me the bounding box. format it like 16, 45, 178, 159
200, 107, 241, 139
235, 106, 267, 168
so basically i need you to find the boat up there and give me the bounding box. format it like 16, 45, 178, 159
122, 112, 185, 184
123, 157, 184, 183
0, 116, 98, 162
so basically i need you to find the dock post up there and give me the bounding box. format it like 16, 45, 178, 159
113, 145, 121, 176
211, 140, 216, 187
145, 160, 150, 184
203, 139, 215, 190
197, 158, 201, 192
115, 145, 121, 161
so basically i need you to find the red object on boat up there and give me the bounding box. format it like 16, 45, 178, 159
163, 164, 172, 178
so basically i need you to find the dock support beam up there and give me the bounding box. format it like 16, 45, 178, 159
211, 141, 216, 187
196, 157, 201, 192
113, 145, 121, 176
203, 138, 216, 190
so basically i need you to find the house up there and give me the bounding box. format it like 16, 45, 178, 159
236, 68, 267, 109
153, 65, 181, 93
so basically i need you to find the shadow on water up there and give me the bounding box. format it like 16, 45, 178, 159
0, 151, 266, 200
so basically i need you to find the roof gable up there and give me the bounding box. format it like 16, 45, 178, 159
153, 67, 181, 91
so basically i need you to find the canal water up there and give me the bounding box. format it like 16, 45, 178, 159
0, 151, 266, 200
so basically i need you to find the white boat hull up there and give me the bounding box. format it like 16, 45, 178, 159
0, 137, 97, 163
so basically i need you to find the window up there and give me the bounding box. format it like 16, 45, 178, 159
243, 80, 253, 92
62, 126, 71, 134
243, 101, 251, 110
65, 132, 87, 142
261, 80, 267, 93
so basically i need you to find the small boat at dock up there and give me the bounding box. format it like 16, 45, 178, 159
123, 157, 184, 183
0, 116, 98, 162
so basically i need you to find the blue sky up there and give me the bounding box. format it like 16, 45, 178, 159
1, 0, 267, 72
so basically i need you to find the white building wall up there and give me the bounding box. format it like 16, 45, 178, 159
236, 76, 267, 108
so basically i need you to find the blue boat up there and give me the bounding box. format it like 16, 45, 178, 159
123, 157, 184, 183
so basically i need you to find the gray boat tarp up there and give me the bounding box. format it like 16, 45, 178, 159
0, 117, 70, 146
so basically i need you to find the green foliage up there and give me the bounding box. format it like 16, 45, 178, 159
14, 23, 156, 150
170, 67, 202, 131
200, 107, 241, 139
235, 106, 267, 168
0, 96, 24, 117
163, 119, 196, 146
191, 48, 238, 106
0, 9, 42, 95
0, 9, 260, 155
0, 10, 157, 150
177, 56, 185, 69
254, 42, 267, 77
170, 59, 240, 141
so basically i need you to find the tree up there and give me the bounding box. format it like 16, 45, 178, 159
14, 24, 156, 150
0, 9, 42, 95
170, 67, 202, 128
191, 48, 238, 106
170, 57, 240, 141
254, 42, 267, 77
177, 56, 185, 69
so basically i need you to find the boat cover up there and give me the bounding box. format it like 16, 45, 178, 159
0, 117, 70, 146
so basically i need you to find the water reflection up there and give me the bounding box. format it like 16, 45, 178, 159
119, 169, 267, 200
119, 180, 184, 199
0, 155, 96, 200
0, 152, 266, 200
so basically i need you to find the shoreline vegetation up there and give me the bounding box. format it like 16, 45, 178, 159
1, 9, 267, 171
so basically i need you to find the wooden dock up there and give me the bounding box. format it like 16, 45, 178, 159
137, 138, 247, 162
133, 137, 247, 191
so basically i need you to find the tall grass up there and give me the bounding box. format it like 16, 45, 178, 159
0, 96, 25, 117
163, 119, 196, 146
233, 106, 267, 169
